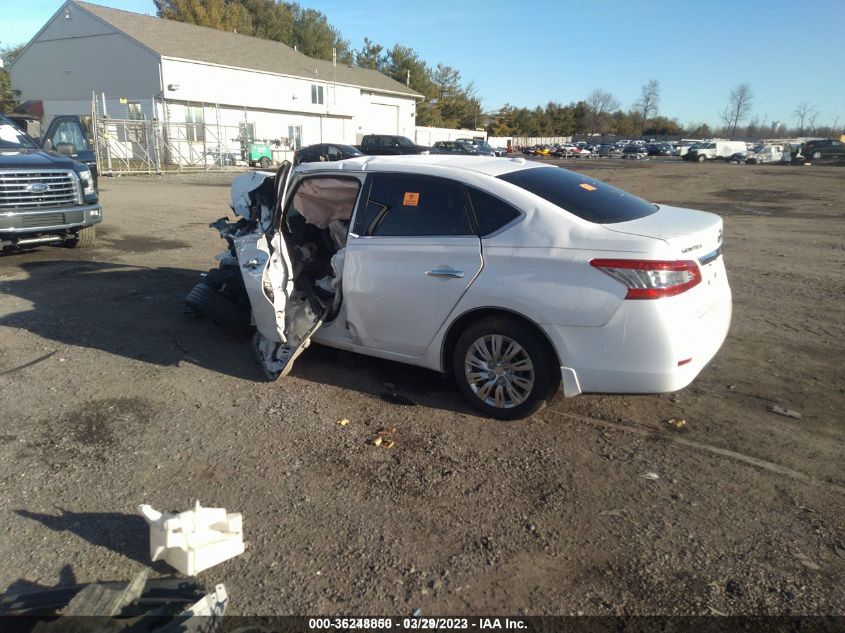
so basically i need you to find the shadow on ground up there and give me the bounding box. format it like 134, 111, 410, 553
15, 509, 169, 572
1, 259, 472, 414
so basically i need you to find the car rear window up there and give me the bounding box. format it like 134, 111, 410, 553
467, 187, 522, 236
498, 166, 658, 224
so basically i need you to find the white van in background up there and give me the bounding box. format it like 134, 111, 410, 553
684, 140, 747, 162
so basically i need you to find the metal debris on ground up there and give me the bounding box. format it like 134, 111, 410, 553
641, 472, 660, 480
767, 405, 803, 419
0, 573, 227, 629
667, 418, 687, 429
337, 418, 350, 426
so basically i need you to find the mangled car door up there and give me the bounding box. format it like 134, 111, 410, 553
232, 163, 322, 380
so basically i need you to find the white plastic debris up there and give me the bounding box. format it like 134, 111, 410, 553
138, 500, 244, 575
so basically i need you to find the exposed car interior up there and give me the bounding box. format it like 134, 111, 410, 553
282, 176, 361, 322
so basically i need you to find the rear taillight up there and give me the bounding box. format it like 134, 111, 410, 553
590, 259, 702, 299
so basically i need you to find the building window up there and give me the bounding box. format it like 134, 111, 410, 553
311, 85, 324, 105
288, 125, 302, 150
127, 102, 144, 120
185, 106, 205, 143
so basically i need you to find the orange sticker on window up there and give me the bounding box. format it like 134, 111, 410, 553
403, 192, 420, 206
579, 183, 597, 191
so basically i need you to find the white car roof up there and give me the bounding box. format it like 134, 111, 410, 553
296, 154, 541, 178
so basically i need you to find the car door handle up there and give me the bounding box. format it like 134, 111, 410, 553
425, 269, 464, 279
242, 257, 266, 270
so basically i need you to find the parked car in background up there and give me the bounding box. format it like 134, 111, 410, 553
802, 139, 845, 162
294, 143, 363, 166
358, 135, 430, 155
187, 156, 731, 419
647, 143, 673, 156
622, 145, 649, 159
431, 141, 481, 155
0, 114, 101, 249
677, 140, 703, 157
684, 140, 747, 162
596, 144, 617, 156
456, 138, 500, 157
552, 143, 580, 158
745, 145, 783, 164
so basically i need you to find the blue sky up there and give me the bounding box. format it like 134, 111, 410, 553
2, 0, 843, 128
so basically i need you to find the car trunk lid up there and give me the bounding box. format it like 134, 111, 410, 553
600, 204, 726, 316
602, 204, 723, 259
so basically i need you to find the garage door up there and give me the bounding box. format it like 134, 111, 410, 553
361, 103, 399, 135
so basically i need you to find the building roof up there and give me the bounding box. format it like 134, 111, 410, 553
72, 1, 421, 99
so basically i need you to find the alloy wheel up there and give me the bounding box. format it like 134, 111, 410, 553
464, 334, 535, 409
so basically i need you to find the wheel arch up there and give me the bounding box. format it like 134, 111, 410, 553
440, 307, 561, 377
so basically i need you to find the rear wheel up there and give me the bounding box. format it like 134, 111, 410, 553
697, 154, 706, 162
259, 156, 271, 169
453, 317, 560, 420
811, 150, 822, 160
67, 226, 95, 248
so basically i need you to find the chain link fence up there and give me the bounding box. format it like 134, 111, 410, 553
91, 94, 293, 176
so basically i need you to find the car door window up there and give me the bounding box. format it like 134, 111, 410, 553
467, 187, 522, 236
356, 174, 473, 237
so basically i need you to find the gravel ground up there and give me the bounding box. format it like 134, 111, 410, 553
0, 159, 843, 616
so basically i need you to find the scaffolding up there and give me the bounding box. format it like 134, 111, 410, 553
90, 93, 287, 175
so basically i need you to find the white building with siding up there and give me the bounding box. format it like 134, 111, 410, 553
10, 1, 422, 149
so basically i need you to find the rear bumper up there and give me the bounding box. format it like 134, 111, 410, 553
0, 204, 102, 234
547, 269, 732, 396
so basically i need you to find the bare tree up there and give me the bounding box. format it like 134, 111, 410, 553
586, 88, 620, 134
807, 110, 819, 134
633, 79, 660, 135
793, 102, 817, 135
720, 83, 753, 138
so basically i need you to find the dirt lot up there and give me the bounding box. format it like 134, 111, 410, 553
0, 159, 843, 616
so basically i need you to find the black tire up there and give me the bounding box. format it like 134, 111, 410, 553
452, 316, 560, 420
185, 281, 251, 330
697, 154, 706, 162
811, 150, 822, 160
67, 225, 95, 248
259, 157, 271, 169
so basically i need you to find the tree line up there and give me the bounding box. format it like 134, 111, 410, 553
1, 1, 841, 139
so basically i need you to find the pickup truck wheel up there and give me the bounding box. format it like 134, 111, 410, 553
67, 226, 95, 248
697, 154, 707, 162
259, 157, 271, 169
453, 316, 560, 420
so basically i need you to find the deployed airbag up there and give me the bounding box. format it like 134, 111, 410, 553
293, 178, 359, 229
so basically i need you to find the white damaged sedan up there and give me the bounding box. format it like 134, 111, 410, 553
187, 155, 731, 419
